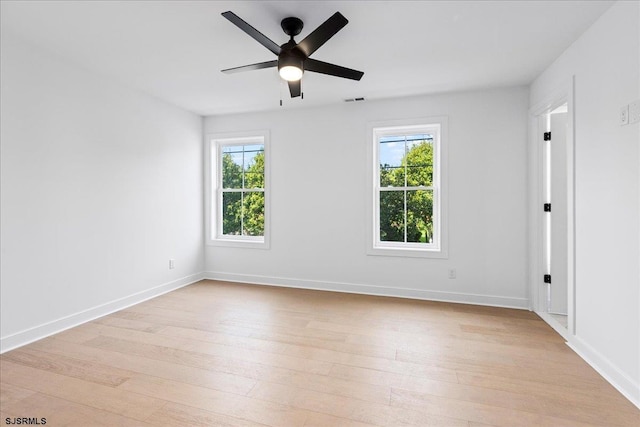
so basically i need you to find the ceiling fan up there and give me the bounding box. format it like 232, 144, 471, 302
221, 11, 364, 98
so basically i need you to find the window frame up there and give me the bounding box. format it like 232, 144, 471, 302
206, 130, 270, 249
367, 118, 448, 258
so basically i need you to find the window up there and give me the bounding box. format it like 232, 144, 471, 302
368, 119, 447, 257
207, 131, 269, 248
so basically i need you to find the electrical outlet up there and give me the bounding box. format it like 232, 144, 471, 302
620, 105, 629, 125
629, 100, 640, 124
169, 259, 175, 269
448, 268, 456, 279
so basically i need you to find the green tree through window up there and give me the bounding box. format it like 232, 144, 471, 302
379, 135, 434, 244
221, 144, 265, 237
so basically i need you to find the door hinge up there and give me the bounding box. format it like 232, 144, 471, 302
544, 274, 551, 284
544, 132, 551, 141
544, 203, 551, 212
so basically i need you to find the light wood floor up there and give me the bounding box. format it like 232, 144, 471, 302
1, 280, 638, 426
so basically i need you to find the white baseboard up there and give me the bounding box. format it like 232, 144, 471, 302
204, 271, 529, 309
0, 272, 205, 354
567, 335, 640, 409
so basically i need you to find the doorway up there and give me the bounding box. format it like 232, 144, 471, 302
535, 100, 574, 335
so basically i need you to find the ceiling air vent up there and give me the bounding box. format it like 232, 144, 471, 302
344, 97, 365, 102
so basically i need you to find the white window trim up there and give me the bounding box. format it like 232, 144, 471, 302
366, 117, 448, 258
205, 130, 270, 249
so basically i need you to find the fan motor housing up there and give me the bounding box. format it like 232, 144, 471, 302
278, 49, 305, 73
281, 17, 303, 37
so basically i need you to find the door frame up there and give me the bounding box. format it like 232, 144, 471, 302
527, 77, 576, 339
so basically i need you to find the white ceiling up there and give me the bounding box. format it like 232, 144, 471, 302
1, 1, 613, 116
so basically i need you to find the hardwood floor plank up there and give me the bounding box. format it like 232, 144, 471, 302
157, 324, 397, 366
468, 423, 499, 427
158, 323, 396, 360
329, 363, 458, 389
385, 380, 543, 413
328, 359, 459, 385
535, 394, 640, 426
27, 337, 257, 396
1, 392, 153, 426
390, 387, 599, 427
258, 369, 391, 405
303, 412, 379, 427
0, 382, 36, 408
146, 401, 271, 427
114, 310, 351, 347
456, 371, 639, 413
93, 315, 168, 333
393, 379, 638, 426
0, 360, 165, 421
71, 321, 336, 376
396, 336, 590, 367
85, 333, 334, 376
125, 298, 312, 329
395, 348, 607, 389
118, 374, 310, 427
344, 327, 564, 354
2, 347, 131, 387
248, 380, 469, 427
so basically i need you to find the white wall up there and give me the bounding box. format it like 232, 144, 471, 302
204, 87, 530, 308
0, 34, 204, 351
530, 1, 640, 406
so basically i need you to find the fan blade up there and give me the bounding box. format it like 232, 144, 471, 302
288, 80, 301, 98
222, 11, 281, 56
297, 12, 348, 57
222, 60, 278, 74
305, 58, 364, 81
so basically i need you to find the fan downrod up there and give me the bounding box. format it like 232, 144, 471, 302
281, 17, 303, 38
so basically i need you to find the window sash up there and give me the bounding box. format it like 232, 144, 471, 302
376, 188, 439, 247
219, 188, 265, 238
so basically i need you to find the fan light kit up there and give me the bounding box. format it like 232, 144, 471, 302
221, 11, 364, 99
279, 66, 303, 81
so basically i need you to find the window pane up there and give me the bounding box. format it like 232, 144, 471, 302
406, 138, 433, 187
242, 191, 264, 236
379, 138, 404, 187
406, 190, 433, 243
222, 145, 243, 154
242, 144, 264, 167
379, 191, 405, 242
222, 192, 241, 235
222, 152, 243, 188
244, 146, 264, 189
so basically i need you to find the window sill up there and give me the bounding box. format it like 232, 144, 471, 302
367, 246, 448, 259
207, 238, 269, 250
